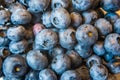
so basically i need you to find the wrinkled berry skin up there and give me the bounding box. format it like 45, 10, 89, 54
94, 18, 113, 36
11, 9, 32, 25
51, 54, 71, 75
0, 10, 10, 25
7, 26, 26, 42
76, 24, 98, 47
82, 10, 98, 24
107, 59, 120, 74
2, 55, 28, 78
35, 29, 58, 50
66, 50, 82, 69
90, 64, 108, 80
26, 50, 48, 70
60, 70, 81, 80
114, 18, 120, 34
9, 40, 28, 54
39, 69, 57, 80
51, 0, 70, 9
59, 28, 76, 49
51, 8, 71, 29
101, 0, 120, 11
104, 33, 120, 55
93, 41, 106, 56
25, 70, 39, 80
27, 0, 50, 13
72, 0, 94, 11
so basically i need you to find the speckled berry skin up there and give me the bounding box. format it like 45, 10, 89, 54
2, 55, 28, 78
35, 29, 58, 50
114, 18, 120, 34
11, 9, 32, 25
39, 69, 57, 80
76, 24, 98, 47
26, 50, 48, 70
50, 8, 71, 29
94, 18, 113, 36
51, 54, 71, 75
90, 64, 108, 80
104, 33, 120, 55
60, 70, 81, 80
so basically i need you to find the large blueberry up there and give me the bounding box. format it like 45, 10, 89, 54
114, 18, 120, 34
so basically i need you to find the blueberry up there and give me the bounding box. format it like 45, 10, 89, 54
35, 29, 58, 50
104, 33, 120, 55
27, 0, 50, 13
0, 47, 10, 58
39, 69, 57, 80
51, 54, 71, 75
76, 24, 98, 47
51, 0, 70, 9
86, 55, 102, 68
70, 12, 82, 28
0, 10, 10, 25
82, 10, 99, 24
94, 18, 113, 36
114, 18, 120, 34
93, 41, 106, 56
25, 70, 39, 80
59, 28, 76, 49
101, 0, 120, 11
107, 59, 120, 74
4, 0, 16, 4
7, 25, 26, 42
90, 64, 108, 80
72, 0, 94, 11
26, 50, 48, 70
9, 40, 28, 54
66, 50, 82, 69
74, 44, 92, 59
2, 55, 28, 78
50, 7, 71, 29
104, 52, 114, 62
42, 11, 53, 28
3, 76, 22, 80
60, 70, 81, 80
11, 9, 32, 25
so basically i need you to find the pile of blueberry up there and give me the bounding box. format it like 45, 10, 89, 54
0, 0, 120, 80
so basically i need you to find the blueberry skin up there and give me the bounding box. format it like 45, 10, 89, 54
74, 44, 92, 59
50, 8, 71, 29
51, 54, 71, 75
2, 55, 28, 78
70, 12, 82, 28
93, 41, 106, 56
105, 12, 119, 24
18, 0, 29, 6
3, 76, 22, 80
26, 50, 48, 70
35, 29, 58, 50
7, 25, 26, 42
107, 59, 120, 74
66, 50, 82, 69
86, 55, 102, 68
0, 47, 10, 58
42, 11, 53, 28
104, 33, 120, 55
9, 40, 28, 54
28, 0, 50, 13
51, 0, 70, 9
59, 28, 76, 49
0, 36, 10, 47
114, 18, 120, 34
39, 69, 57, 80
0, 10, 10, 25
101, 0, 120, 12
90, 64, 108, 80
82, 10, 99, 24
60, 70, 81, 80
25, 70, 39, 80
94, 18, 113, 36
76, 24, 98, 47
72, 0, 94, 11
11, 9, 32, 25
104, 53, 114, 62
